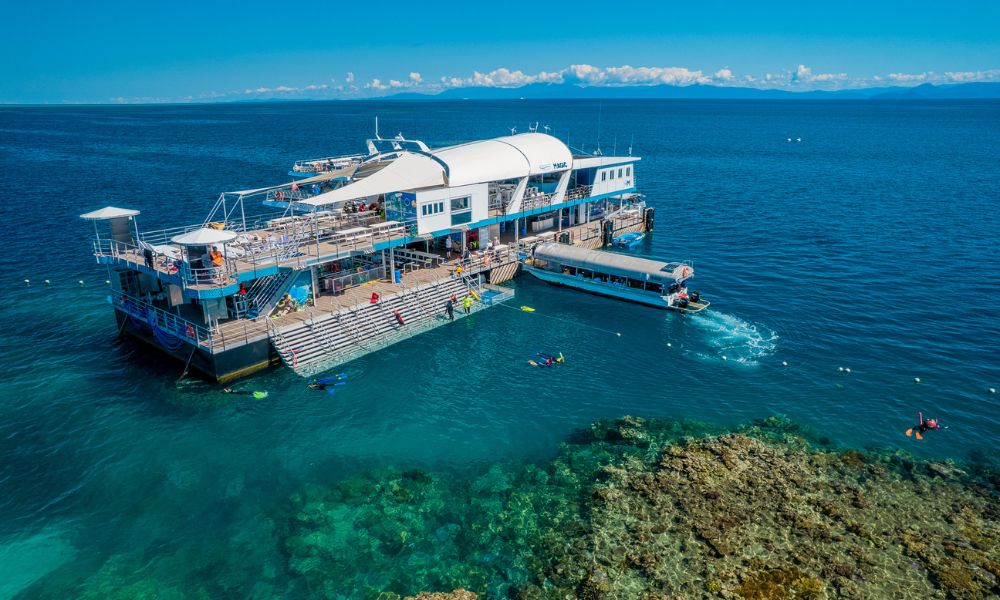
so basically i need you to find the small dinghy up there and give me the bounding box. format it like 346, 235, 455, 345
612, 231, 646, 249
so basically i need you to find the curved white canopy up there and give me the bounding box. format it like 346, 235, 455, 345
171, 227, 238, 246
80, 206, 140, 220
434, 140, 532, 187
294, 133, 573, 208
434, 133, 573, 186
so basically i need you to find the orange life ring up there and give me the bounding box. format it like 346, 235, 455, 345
185, 324, 195, 338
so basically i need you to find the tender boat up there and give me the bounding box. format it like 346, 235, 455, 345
524, 242, 709, 313
611, 231, 645, 249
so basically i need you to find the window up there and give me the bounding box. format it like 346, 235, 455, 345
617, 168, 623, 178
601, 171, 607, 181
421, 202, 445, 216
626, 166, 631, 177
451, 211, 472, 225
609, 170, 615, 180
450, 196, 470, 211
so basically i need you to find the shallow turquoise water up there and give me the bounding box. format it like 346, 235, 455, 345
0, 100, 997, 596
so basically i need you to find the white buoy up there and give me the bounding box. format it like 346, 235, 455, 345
722, 355, 728, 361
838, 367, 844, 372
78, 280, 84, 285
782, 361, 788, 367
44, 279, 50, 285
796, 138, 802, 142
105, 279, 111, 285
990, 388, 996, 394
914, 377, 921, 383
786, 138, 792, 142
845, 367, 852, 373
616, 332, 621, 337
667, 342, 672, 347
23, 279, 29, 285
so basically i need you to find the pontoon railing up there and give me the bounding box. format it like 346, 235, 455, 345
318, 265, 387, 295
292, 154, 366, 172
113, 292, 214, 349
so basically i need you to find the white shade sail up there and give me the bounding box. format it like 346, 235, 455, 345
296, 153, 446, 208
80, 206, 140, 220
171, 227, 238, 246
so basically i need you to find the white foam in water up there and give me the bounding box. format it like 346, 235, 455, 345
687, 311, 778, 365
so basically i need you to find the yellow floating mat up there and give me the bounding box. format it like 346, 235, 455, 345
520, 306, 536, 312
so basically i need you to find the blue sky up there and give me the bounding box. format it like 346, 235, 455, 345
1, 0, 998, 103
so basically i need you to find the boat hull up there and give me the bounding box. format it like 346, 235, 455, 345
524, 265, 667, 309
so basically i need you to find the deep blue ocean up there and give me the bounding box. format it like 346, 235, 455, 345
0, 100, 998, 597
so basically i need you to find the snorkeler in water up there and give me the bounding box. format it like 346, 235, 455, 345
308, 373, 348, 393
528, 352, 565, 368
222, 388, 269, 400
905, 411, 944, 440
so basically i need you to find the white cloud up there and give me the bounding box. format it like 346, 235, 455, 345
944, 69, 1000, 82
345, 71, 355, 83
714, 68, 734, 81
409, 72, 422, 83
888, 72, 928, 82
365, 78, 388, 91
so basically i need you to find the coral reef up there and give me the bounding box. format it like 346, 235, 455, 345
24, 416, 999, 599
278, 416, 998, 599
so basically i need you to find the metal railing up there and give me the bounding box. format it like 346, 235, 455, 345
113, 293, 213, 349
318, 265, 387, 295
292, 154, 365, 172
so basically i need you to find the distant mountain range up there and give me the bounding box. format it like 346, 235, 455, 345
381, 81, 1000, 101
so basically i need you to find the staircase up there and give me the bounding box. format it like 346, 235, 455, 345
244, 270, 294, 319
269, 275, 513, 376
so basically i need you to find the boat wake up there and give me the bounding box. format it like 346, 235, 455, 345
687, 311, 778, 365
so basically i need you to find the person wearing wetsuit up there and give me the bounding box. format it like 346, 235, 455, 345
905, 411, 942, 440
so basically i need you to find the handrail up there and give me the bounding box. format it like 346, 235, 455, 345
113, 292, 213, 349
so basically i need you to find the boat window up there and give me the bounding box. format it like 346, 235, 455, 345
601, 171, 607, 181
646, 282, 663, 294
626, 166, 631, 177
450, 196, 470, 211
609, 170, 615, 180
628, 278, 645, 289
617, 168, 623, 178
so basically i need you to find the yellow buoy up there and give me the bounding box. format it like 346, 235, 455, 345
519, 306, 535, 312
469, 289, 480, 301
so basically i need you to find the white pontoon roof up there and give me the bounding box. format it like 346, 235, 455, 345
296, 133, 573, 208
435, 133, 573, 186
533, 243, 692, 282
80, 206, 140, 220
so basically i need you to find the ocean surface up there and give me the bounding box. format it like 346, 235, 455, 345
0, 99, 997, 597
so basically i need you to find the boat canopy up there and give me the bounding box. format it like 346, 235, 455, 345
533, 242, 692, 282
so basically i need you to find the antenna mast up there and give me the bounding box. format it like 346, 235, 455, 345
595, 101, 604, 156
375, 115, 381, 140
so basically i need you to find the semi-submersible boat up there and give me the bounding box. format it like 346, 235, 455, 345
79, 129, 702, 382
